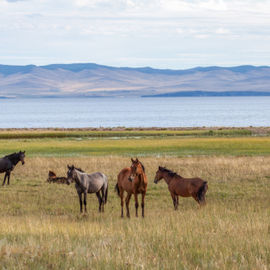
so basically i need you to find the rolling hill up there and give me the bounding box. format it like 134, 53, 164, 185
0, 63, 269, 97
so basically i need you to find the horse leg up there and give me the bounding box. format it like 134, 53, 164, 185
7, 172, 11, 185
83, 192, 87, 213
170, 192, 177, 210
134, 193, 139, 217
78, 192, 83, 213
96, 191, 102, 212
2, 172, 7, 186
141, 192, 145, 218
175, 195, 179, 210
120, 190, 124, 218
125, 193, 132, 218
101, 187, 105, 212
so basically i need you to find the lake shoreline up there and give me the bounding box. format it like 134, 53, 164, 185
0, 126, 269, 133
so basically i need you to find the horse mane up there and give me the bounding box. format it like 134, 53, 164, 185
140, 162, 145, 173
74, 167, 84, 173
4, 152, 18, 159
159, 167, 180, 178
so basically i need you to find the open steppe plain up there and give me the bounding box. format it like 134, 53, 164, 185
0, 128, 269, 269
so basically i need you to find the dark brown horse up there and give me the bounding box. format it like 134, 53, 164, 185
0, 151, 25, 186
154, 166, 208, 209
115, 158, 147, 218
47, 171, 67, 184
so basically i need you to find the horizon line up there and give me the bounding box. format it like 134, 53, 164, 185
0, 62, 269, 71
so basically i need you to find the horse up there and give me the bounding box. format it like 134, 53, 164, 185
0, 151, 25, 186
47, 171, 67, 184
115, 158, 147, 218
154, 166, 208, 209
66, 165, 108, 213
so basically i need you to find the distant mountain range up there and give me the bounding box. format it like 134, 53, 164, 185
0, 63, 269, 98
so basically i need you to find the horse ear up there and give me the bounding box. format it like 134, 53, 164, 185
23, 151, 25, 154
136, 158, 138, 162
131, 158, 134, 163
67, 165, 71, 169
159, 166, 162, 170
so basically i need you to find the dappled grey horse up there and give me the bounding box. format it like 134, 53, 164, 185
0, 151, 25, 186
66, 165, 108, 213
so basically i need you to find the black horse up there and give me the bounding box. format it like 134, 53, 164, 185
0, 151, 25, 185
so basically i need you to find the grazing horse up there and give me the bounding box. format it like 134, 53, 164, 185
115, 158, 147, 218
66, 165, 108, 213
154, 166, 208, 209
0, 151, 25, 186
47, 171, 67, 184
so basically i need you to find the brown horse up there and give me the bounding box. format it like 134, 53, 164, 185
47, 171, 67, 184
115, 158, 147, 218
154, 166, 208, 209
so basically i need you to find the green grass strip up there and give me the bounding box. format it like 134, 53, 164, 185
0, 136, 269, 157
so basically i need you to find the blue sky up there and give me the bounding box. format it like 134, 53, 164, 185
0, 0, 270, 68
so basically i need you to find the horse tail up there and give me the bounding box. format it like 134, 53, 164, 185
197, 181, 208, 204
105, 183, 108, 204
115, 183, 120, 197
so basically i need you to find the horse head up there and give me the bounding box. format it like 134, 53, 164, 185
154, 166, 164, 184
129, 158, 145, 182
47, 170, 56, 182
19, 151, 25, 165
66, 164, 76, 185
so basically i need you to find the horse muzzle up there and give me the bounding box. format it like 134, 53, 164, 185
22, 161, 25, 165
66, 178, 73, 185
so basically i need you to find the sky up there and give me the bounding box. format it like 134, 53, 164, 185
0, 0, 270, 69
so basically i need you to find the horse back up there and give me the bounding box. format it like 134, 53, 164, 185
170, 176, 205, 196
85, 172, 107, 193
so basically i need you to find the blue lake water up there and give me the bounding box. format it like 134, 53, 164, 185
0, 97, 269, 128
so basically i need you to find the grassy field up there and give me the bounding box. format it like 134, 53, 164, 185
0, 130, 270, 269
1, 136, 270, 157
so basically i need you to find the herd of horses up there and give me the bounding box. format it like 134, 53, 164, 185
0, 151, 208, 217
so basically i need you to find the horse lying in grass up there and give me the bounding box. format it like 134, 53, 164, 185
154, 166, 208, 209
115, 158, 147, 218
66, 165, 108, 213
47, 171, 67, 184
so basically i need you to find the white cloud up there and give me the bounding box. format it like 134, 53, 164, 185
194, 34, 209, 39
0, 0, 270, 67
215, 27, 230, 34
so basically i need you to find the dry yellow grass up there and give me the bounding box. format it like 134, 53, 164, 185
0, 156, 269, 269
